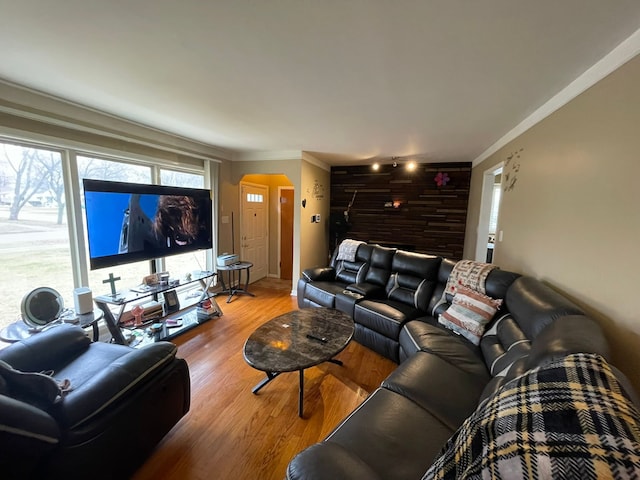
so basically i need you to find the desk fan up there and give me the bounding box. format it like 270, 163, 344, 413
21, 287, 64, 329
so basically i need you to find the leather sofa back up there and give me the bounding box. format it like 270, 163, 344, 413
363, 245, 395, 287
429, 259, 520, 318
334, 244, 373, 284
386, 251, 442, 312
479, 276, 589, 394
479, 314, 610, 402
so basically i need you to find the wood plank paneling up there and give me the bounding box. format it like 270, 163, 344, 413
132, 279, 396, 480
330, 162, 471, 258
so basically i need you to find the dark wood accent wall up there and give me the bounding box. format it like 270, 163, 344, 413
330, 162, 471, 259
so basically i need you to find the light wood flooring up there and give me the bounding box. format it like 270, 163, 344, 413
132, 278, 396, 480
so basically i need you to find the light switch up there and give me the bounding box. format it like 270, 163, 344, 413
498, 230, 504, 242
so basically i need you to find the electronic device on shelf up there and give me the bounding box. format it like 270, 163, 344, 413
82, 179, 213, 270
216, 254, 239, 266
163, 290, 180, 313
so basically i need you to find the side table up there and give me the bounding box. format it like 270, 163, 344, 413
0, 309, 104, 343
216, 261, 256, 303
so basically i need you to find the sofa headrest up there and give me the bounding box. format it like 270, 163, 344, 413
0, 324, 91, 372
484, 270, 521, 301
526, 315, 610, 369
386, 251, 442, 311
391, 251, 441, 278
505, 277, 584, 340
364, 245, 396, 286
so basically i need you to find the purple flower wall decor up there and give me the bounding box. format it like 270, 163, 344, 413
434, 172, 450, 187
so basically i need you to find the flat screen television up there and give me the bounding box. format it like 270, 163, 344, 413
83, 179, 213, 270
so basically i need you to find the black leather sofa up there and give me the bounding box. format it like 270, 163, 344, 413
290, 243, 640, 479
298, 245, 520, 363
0, 324, 190, 480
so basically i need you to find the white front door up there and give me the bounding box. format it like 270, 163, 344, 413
240, 182, 268, 282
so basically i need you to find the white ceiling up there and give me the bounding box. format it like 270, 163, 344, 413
1, 1, 640, 165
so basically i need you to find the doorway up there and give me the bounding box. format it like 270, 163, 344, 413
475, 165, 503, 264
279, 187, 294, 280
240, 182, 269, 282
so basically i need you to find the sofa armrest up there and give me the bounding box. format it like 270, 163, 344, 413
287, 442, 382, 480
0, 324, 90, 372
55, 342, 179, 429
0, 395, 60, 471
302, 267, 336, 282
346, 282, 386, 298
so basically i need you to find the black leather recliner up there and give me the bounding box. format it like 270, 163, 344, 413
0, 323, 190, 480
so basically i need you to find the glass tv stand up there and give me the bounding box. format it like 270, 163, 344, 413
94, 271, 222, 346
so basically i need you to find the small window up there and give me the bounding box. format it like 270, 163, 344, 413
247, 193, 263, 203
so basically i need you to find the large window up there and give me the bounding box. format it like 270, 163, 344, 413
0, 140, 213, 335
160, 169, 208, 277
0, 142, 74, 330
78, 155, 153, 293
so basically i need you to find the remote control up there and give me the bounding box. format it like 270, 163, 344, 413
306, 334, 327, 343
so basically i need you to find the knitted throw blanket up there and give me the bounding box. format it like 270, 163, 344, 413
336, 239, 364, 262
445, 260, 497, 296
423, 353, 640, 480
432, 260, 497, 316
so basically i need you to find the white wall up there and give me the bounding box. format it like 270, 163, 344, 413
464, 54, 640, 389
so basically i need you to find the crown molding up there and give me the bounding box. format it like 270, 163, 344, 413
473, 27, 640, 167
301, 151, 330, 172
0, 79, 233, 162
233, 149, 302, 162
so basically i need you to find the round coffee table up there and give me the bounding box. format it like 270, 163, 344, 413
243, 308, 354, 417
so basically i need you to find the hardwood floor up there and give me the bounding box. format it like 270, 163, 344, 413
132, 278, 396, 480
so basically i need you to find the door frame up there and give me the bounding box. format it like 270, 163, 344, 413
277, 186, 294, 279
475, 163, 503, 262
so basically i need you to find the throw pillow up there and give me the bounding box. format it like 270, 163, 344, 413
438, 286, 502, 345
0, 359, 62, 409
422, 353, 640, 480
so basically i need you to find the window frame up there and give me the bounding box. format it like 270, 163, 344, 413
0, 133, 217, 297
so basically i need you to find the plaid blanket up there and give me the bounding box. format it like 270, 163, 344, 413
423, 353, 640, 480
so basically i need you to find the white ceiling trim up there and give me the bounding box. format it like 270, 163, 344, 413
0, 80, 232, 162
301, 152, 330, 172
473, 27, 640, 167
234, 149, 302, 162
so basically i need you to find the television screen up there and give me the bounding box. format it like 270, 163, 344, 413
83, 179, 212, 270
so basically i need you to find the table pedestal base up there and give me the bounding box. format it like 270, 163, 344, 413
252, 358, 343, 418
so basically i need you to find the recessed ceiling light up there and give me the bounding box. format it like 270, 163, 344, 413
372, 163, 380, 171
406, 161, 417, 171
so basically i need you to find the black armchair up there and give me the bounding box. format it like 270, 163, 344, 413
0, 323, 190, 480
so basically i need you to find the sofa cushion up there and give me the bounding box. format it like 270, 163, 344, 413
423, 353, 640, 480
382, 351, 490, 430
354, 299, 422, 339
51, 342, 178, 429
326, 388, 456, 480
286, 442, 382, 480
303, 281, 349, 308
399, 319, 489, 378
438, 287, 502, 346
